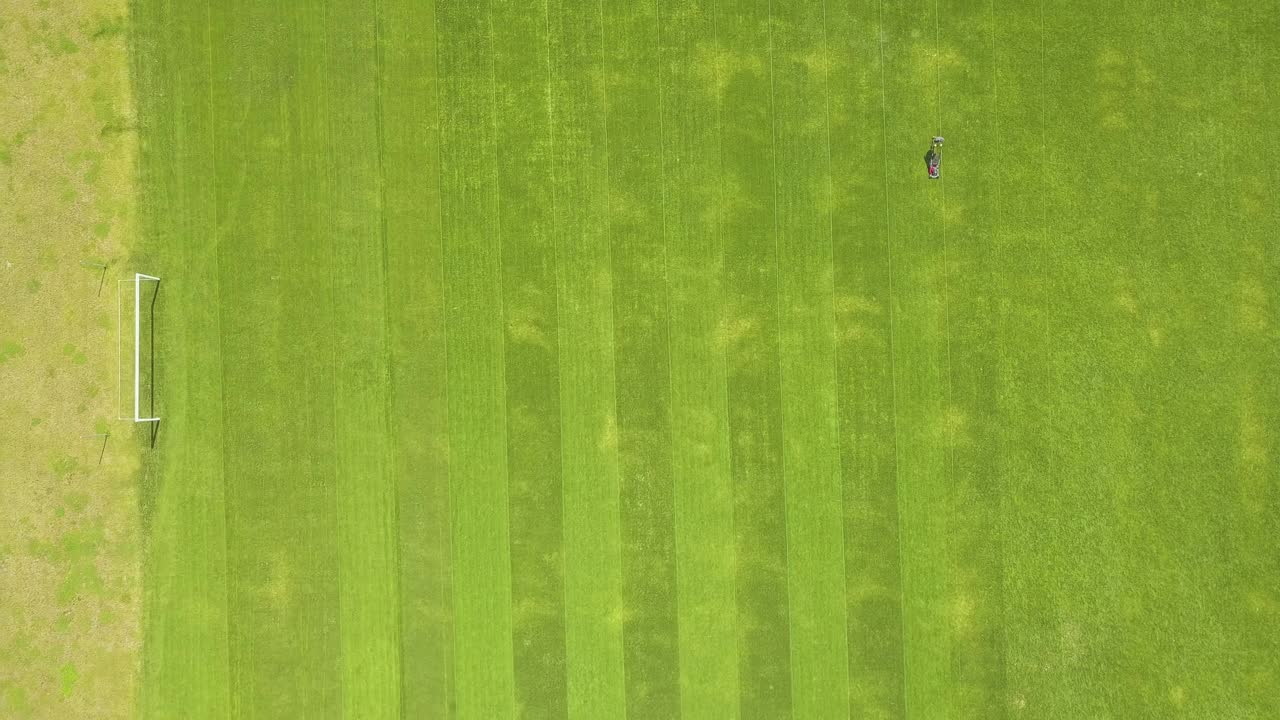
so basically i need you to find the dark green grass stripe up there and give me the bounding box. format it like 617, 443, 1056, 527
718, 0, 793, 716
657, 0, 741, 715
133, 0, 232, 714
211, 0, 345, 715
769, 0, 850, 715
491, 0, 570, 716
879, 0, 952, 714
826, 0, 906, 715
603, 0, 682, 717
377, 0, 454, 716
934, 0, 1008, 715
546, 2, 629, 716
436, 0, 517, 715
321, 2, 403, 716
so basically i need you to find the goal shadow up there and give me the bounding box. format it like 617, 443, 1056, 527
145, 279, 161, 448
136, 276, 162, 535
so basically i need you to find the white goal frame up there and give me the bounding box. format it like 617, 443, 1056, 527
118, 273, 161, 423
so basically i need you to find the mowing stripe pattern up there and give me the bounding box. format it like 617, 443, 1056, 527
128, 0, 1280, 717
607, 1, 681, 717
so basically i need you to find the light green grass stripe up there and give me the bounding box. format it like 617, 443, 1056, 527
601, 0, 682, 716
826, 0, 905, 715
989, 0, 1059, 714
376, 0, 454, 716
491, 0, 571, 716
934, 0, 1008, 715
1028, 1, 1183, 714
768, 1, 849, 715
1132, 3, 1271, 711
1054, 7, 1190, 710
547, 2, 628, 716
1092, 0, 1241, 706
1040, 4, 1148, 711
1204, 4, 1280, 705
133, 0, 231, 714
436, 0, 517, 716
879, 0, 952, 715
321, 2, 403, 717
1037, 0, 1151, 713
657, 0, 742, 716
717, 0, 793, 716
1039, 1, 1276, 714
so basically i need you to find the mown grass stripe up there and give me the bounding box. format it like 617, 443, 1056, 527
827, 0, 906, 714
491, 0, 570, 716
436, 0, 517, 715
1041, 0, 1158, 712
602, 0, 682, 716
322, 1, 403, 716
878, 1, 911, 715
204, 0, 345, 712
206, 1, 346, 715
878, 0, 953, 715
377, 0, 454, 716
1035, 1, 1163, 713
546, 1, 629, 715
1106, 0, 1254, 708
990, 0, 1062, 713
1220, 5, 1280, 711
134, 0, 232, 714
718, 0, 793, 716
934, 0, 1008, 715
768, 0, 850, 714
657, 0, 742, 715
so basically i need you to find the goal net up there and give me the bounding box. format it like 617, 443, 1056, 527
118, 273, 161, 423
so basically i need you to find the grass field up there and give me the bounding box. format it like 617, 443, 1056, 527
117, 0, 1280, 717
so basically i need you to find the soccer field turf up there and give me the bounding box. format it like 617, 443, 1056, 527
126, 0, 1278, 717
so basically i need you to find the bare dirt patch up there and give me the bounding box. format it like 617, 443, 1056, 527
0, 1, 140, 717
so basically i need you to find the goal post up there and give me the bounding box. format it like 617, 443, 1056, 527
118, 272, 161, 424
133, 273, 161, 423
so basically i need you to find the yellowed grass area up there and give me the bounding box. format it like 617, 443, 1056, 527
0, 2, 140, 717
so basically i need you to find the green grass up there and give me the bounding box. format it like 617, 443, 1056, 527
129, 0, 1278, 717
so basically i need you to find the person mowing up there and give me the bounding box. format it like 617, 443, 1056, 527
924, 136, 944, 179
